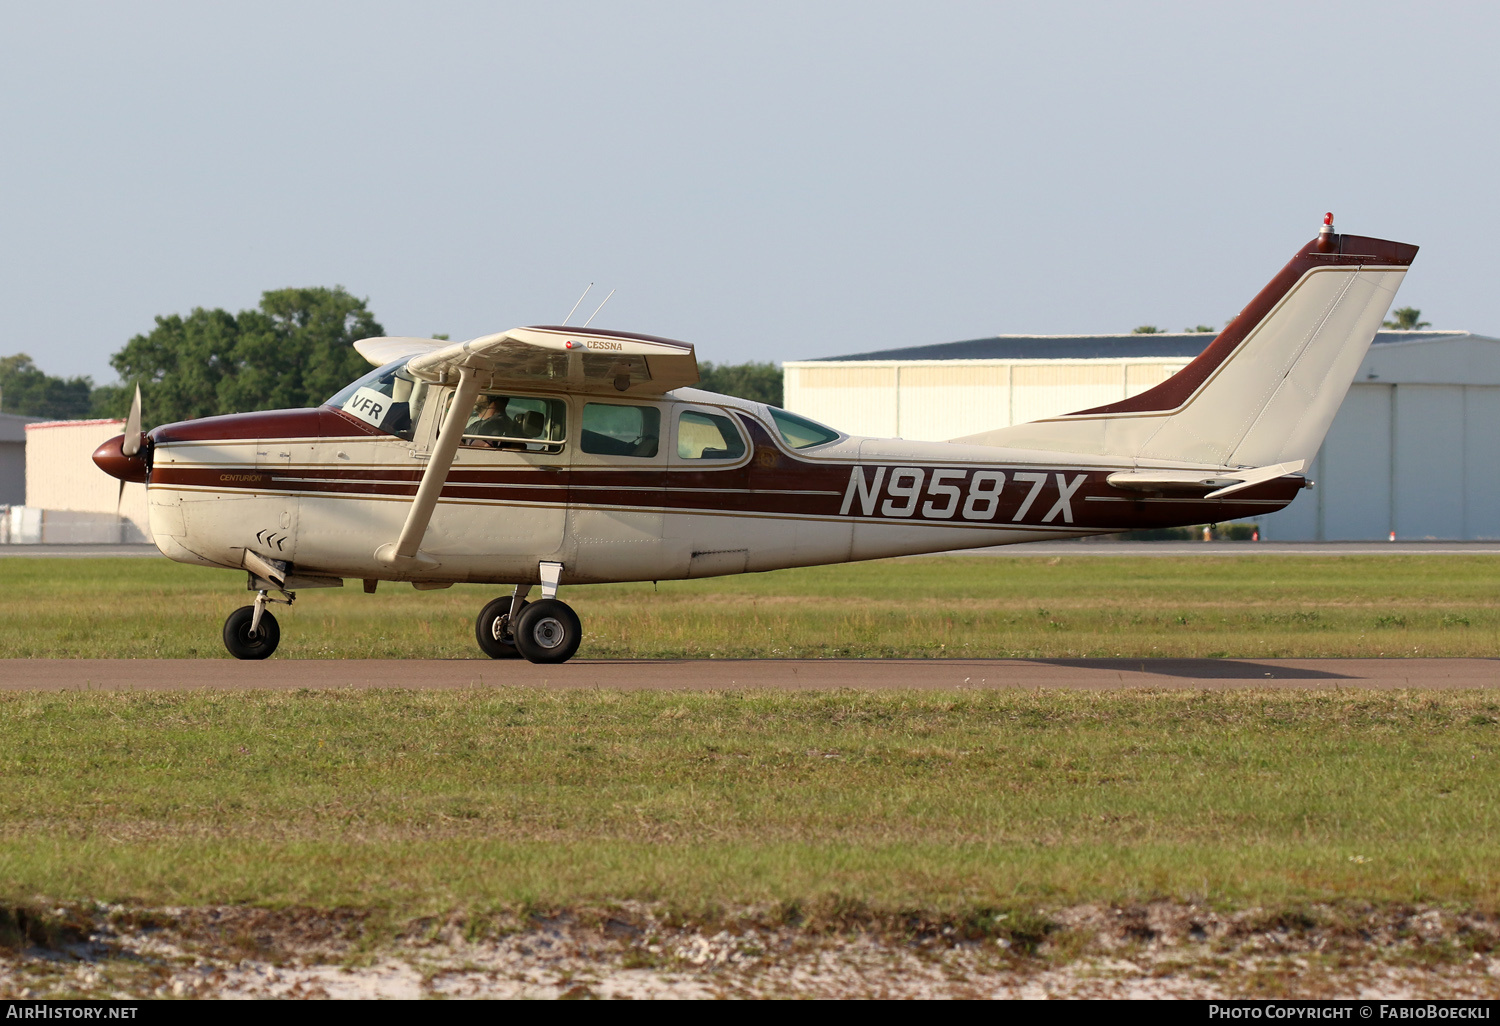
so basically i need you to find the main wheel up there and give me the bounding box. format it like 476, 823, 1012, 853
223, 605, 280, 660
475, 596, 529, 659
511, 599, 582, 664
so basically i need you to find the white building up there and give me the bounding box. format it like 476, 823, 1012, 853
16, 418, 149, 543
785, 330, 1500, 541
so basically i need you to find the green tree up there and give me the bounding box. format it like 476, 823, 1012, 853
697, 361, 783, 406
108, 287, 384, 427
0, 354, 97, 419
1131, 325, 1161, 334
1185, 325, 1216, 333
1383, 306, 1431, 330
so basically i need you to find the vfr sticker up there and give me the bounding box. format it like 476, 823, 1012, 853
839, 466, 1088, 524
342, 386, 391, 428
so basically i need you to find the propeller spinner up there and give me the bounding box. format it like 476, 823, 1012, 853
92, 383, 150, 485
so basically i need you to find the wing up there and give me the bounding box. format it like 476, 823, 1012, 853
404, 325, 699, 396
354, 336, 450, 368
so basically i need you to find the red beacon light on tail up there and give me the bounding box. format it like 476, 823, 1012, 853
1317, 211, 1337, 251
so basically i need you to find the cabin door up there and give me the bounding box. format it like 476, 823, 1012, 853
566, 398, 669, 583
429, 387, 569, 564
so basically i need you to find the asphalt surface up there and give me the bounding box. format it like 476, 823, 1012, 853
0, 544, 162, 557
6, 541, 1500, 558
938, 541, 1500, 556
4, 658, 1497, 690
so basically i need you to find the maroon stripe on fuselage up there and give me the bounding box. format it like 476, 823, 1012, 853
150, 459, 1302, 529
1069, 232, 1418, 418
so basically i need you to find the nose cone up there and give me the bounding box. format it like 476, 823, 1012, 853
93, 434, 148, 483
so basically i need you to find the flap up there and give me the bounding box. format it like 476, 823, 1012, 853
404, 325, 699, 396
354, 336, 450, 368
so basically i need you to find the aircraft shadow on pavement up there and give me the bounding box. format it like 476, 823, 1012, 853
1036, 659, 1353, 680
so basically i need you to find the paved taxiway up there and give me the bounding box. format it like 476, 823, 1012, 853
4, 658, 1497, 691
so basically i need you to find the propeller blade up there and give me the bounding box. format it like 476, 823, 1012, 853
116, 477, 126, 518
121, 384, 142, 456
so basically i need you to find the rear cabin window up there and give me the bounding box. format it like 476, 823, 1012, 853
677, 411, 746, 460
581, 403, 660, 458
459, 393, 566, 453
769, 407, 840, 450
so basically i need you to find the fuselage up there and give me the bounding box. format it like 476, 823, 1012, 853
100, 384, 1301, 588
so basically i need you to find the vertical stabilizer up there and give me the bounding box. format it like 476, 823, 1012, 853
958, 220, 1418, 468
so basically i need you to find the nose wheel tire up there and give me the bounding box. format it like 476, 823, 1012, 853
223, 605, 280, 660
512, 599, 582, 664
475, 596, 529, 659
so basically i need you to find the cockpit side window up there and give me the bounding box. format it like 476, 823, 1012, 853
457, 392, 567, 453
677, 410, 746, 460
326, 358, 427, 440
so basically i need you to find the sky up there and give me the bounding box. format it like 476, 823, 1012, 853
2, 1, 1496, 383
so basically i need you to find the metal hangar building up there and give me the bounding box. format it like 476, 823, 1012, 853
783, 330, 1500, 541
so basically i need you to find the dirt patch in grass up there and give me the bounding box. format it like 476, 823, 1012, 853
3, 900, 1498, 999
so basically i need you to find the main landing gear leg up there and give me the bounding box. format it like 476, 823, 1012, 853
223, 588, 294, 660
507, 561, 581, 664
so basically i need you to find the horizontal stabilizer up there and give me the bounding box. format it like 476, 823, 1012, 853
1106, 460, 1306, 497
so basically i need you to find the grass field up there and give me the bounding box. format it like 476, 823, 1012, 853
1, 688, 1497, 914
2, 554, 1500, 659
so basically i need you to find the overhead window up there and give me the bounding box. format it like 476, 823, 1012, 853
677, 411, 746, 461
458, 393, 566, 453
582, 403, 661, 458
769, 407, 840, 450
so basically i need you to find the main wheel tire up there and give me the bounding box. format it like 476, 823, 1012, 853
223, 605, 280, 660
512, 599, 582, 664
475, 596, 528, 659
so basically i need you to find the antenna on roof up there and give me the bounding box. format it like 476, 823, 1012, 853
561, 283, 593, 326
582, 288, 617, 328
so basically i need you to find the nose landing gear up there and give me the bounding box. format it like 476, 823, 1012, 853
223, 588, 293, 659
475, 561, 581, 664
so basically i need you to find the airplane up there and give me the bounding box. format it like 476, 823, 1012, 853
94, 215, 1416, 663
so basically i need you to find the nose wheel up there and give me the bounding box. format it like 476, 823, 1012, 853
222, 588, 292, 660
223, 605, 281, 659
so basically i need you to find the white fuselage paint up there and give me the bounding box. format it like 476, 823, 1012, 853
145, 387, 1256, 587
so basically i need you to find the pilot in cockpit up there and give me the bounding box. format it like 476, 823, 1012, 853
468, 397, 515, 438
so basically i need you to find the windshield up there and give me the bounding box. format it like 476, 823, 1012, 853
325, 358, 428, 440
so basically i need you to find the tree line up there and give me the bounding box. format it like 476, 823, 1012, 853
1128, 307, 1432, 335
0, 289, 783, 426
3, 290, 1431, 424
